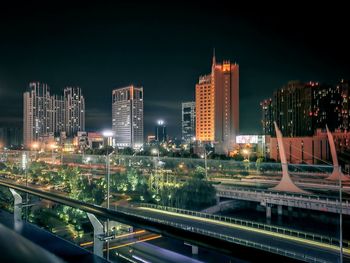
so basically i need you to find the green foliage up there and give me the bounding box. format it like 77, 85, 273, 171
177, 178, 217, 210
193, 166, 205, 180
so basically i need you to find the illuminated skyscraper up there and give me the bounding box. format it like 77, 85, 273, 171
181, 102, 196, 143
195, 52, 239, 153
64, 87, 85, 136
23, 82, 85, 148
23, 82, 52, 147
112, 85, 144, 149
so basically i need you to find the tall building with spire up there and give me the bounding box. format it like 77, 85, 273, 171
195, 51, 239, 153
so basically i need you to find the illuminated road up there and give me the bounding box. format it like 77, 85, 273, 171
121, 206, 349, 263
113, 241, 204, 263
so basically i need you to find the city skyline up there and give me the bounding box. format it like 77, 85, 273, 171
1, 4, 350, 138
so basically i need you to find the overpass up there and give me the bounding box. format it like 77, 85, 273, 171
215, 185, 350, 218
0, 179, 349, 263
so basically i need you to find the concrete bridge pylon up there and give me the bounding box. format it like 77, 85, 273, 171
269, 122, 308, 194
326, 125, 350, 181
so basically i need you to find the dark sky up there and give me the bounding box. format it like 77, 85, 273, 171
1, 3, 349, 138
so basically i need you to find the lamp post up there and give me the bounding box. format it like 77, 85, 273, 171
339, 166, 343, 263
201, 149, 212, 180
102, 130, 114, 262
151, 148, 160, 174
21, 152, 28, 220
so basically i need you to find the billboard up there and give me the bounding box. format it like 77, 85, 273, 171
236, 135, 259, 144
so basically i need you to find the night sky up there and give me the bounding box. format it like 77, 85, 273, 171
1, 3, 349, 138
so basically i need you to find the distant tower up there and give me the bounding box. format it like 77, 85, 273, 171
195, 51, 239, 153
112, 85, 144, 148
155, 120, 167, 143
23, 82, 52, 148
64, 87, 85, 136
182, 102, 196, 143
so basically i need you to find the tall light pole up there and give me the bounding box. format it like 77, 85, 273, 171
21, 152, 28, 220
152, 148, 160, 174
339, 166, 343, 263
102, 130, 114, 262
201, 149, 212, 180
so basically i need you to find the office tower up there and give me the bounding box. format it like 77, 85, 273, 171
64, 87, 85, 136
23, 82, 52, 147
181, 101, 196, 143
112, 85, 144, 148
195, 52, 239, 153
154, 120, 167, 143
260, 98, 274, 136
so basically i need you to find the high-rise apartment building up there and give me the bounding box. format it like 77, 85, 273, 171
64, 87, 85, 136
112, 85, 144, 149
23, 82, 85, 148
181, 102, 196, 143
23, 82, 52, 147
195, 53, 239, 153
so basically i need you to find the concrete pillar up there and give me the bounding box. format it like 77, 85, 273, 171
277, 205, 283, 216
266, 204, 272, 219
87, 213, 104, 258
9, 188, 23, 232
191, 245, 198, 255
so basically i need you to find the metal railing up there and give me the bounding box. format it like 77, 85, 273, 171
137, 203, 350, 249
215, 186, 350, 209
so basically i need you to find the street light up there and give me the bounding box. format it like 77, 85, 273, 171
151, 148, 160, 175
201, 150, 212, 180
339, 166, 343, 263
102, 130, 115, 262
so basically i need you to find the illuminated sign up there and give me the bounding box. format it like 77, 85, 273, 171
236, 135, 259, 144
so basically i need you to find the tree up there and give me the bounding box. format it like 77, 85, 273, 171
177, 178, 216, 210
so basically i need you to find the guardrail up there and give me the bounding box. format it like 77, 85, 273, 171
138, 203, 349, 249
120, 206, 330, 263
215, 185, 350, 202
215, 186, 350, 207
